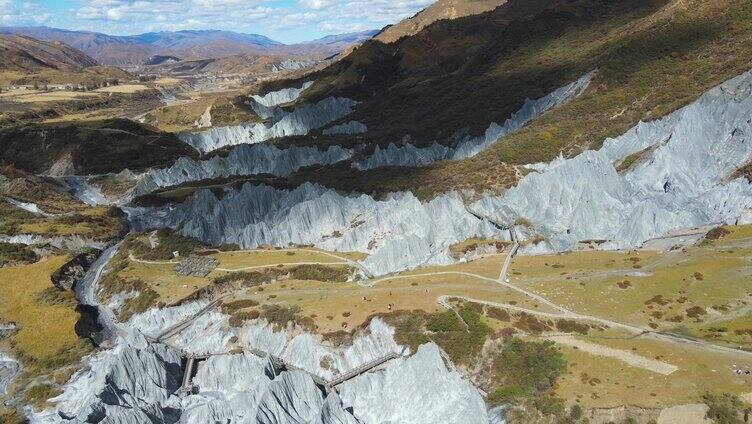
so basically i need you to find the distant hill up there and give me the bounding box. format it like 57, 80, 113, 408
0, 27, 376, 66
0, 34, 98, 72
303, 30, 379, 50
375, 0, 507, 43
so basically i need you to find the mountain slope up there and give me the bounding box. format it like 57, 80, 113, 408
0, 119, 197, 175
254, 0, 752, 200
0, 27, 375, 66
0, 35, 97, 72
375, 0, 507, 43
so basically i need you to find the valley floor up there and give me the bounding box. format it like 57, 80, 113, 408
64, 224, 752, 420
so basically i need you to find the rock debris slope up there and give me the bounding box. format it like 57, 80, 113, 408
472, 69, 752, 251
126, 183, 506, 276
354, 71, 594, 170
30, 303, 487, 424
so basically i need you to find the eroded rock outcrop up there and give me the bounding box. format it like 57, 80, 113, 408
179, 97, 359, 153
30, 303, 487, 424
126, 183, 506, 276
251, 82, 313, 107
0, 331, 19, 397
472, 69, 752, 252
133, 143, 353, 196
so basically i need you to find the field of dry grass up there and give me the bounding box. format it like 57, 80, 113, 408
1, 89, 101, 103
508, 225, 752, 348
94, 84, 149, 94
0, 256, 90, 371
13, 206, 122, 241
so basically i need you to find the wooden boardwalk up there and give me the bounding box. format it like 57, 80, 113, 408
174, 346, 405, 396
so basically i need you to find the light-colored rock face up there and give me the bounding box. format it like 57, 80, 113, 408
0, 349, 19, 397
193, 105, 212, 129
62, 176, 115, 206
179, 96, 358, 154
338, 343, 488, 424
125, 183, 507, 276
272, 60, 317, 73
31, 303, 487, 424
4, 197, 50, 216
133, 143, 353, 196
472, 70, 752, 252
0, 234, 106, 251
354, 72, 594, 170
251, 81, 313, 107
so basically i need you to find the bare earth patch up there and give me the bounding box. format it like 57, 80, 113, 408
547, 335, 678, 375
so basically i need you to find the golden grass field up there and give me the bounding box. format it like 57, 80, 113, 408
16, 206, 121, 241
0, 256, 88, 368
509, 226, 752, 348
6, 90, 101, 103
94, 84, 149, 94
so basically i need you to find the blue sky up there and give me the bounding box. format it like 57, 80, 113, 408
0, 0, 434, 43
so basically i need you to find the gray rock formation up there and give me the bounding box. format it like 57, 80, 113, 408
178, 97, 359, 153
30, 304, 488, 424
125, 183, 506, 276
0, 345, 19, 397
472, 69, 752, 252
251, 82, 313, 107
133, 143, 353, 196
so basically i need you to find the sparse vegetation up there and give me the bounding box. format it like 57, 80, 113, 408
0, 241, 38, 266
229, 309, 260, 327
289, 264, 352, 282
702, 392, 745, 424
0, 256, 93, 404
488, 338, 566, 410
379, 306, 489, 366
123, 230, 204, 261
258, 304, 315, 331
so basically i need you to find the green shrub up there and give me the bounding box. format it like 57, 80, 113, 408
213, 270, 283, 286
221, 299, 260, 314
426, 310, 463, 332
702, 392, 744, 424
260, 304, 303, 330
23, 384, 60, 408
570, 404, 583, 420
124, 230, 204, 261
490, 338, 566, 406
229, 310, 260, 327
289, 264, 352, 282
0, 242, 38, 265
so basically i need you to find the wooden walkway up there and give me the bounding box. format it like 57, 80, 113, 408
149, 296, 227, 343
174, 345, 405, 396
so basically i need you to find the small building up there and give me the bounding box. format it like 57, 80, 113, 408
174, 256, 218, 277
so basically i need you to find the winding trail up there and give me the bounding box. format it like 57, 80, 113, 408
132, 240, 752, 359
430, 241, 752, 359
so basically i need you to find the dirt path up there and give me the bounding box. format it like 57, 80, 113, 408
216, 261, 347, 272
657, 404, 711, 424
546, 334, 678, 375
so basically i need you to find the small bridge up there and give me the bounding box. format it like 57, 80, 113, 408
149, 296, 227, 343
328, 350, 403, 387
174, 346, 405, 396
